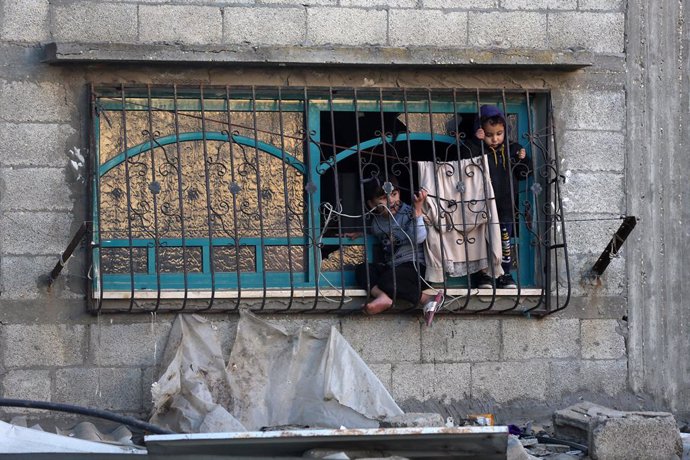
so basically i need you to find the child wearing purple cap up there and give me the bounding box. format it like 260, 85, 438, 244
470, 105, 530, 289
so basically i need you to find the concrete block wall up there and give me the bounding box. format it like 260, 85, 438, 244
0, 314, 627, 421
0, 0, 646, 424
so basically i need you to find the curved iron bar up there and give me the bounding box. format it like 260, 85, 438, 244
144, 84, 162, 312
171, 84, 190, 312
196, 85, 217, 312
545, 94, 571, 314
224, 87, 242, 312
518, 90, 547, 314
472, 90, 498, 313
446, 89, 473, 312
120, 84, 136, 313
275, 86, 296, 312
497, 90, 522, 314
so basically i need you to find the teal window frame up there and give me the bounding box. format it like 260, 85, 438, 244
92, 89, 540, 296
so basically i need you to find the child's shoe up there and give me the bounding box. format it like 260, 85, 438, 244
472, 271, 495, 289
497, 274, 517, 289
423, 292, 444, 327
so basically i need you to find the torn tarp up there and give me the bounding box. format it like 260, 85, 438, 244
150, 311, 403, 433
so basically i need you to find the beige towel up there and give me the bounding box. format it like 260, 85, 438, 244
418, 156, 503, 282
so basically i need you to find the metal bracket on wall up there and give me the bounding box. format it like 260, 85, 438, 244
587, 216, 638, 278
47, 222, 89, 287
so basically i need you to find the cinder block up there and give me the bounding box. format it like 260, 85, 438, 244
51, 1, 137, 43
501, 0, 576, 9
0, 0, 50, 43
423, 0, 496, 8
223, 7, 306, 45
553, 402, 683, 460
1, 211, 73, 255
561, 130, 624, 172
502, 318, 579, 359
391, 362, 470, 404
342, 0, 416, 7
3, 324, 85, 367
564, 214, 625, 256
390, 10, 467, 47
259, 315, 341, 338
421, 319, 500, 363
565, 252, 626, 297
340, 316, 420, 364
307, 7, 387, 46
553, 89, 625, 131
0, 123, 78, 167
0, 255, 82, 300
90, 322, 172, 367
140, 5, 222, 45
581, 319, 626, 359
1, 168, 72, 211
2, 369, 51, 401
561, 172, 624, 214
549, 359, 627, 397
142, 367, 157, 414
593, 415, 683, 459
0, 81, 73, 123
55, 368, 142, 411
259, 0, 335, 4
468, 12, 547, 49
579, 0, 624, 10
548, 12, 624, 54
472, 361, 549, 403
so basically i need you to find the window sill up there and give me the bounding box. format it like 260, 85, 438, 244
97, 288, 543, 300
43, 42, 593, 70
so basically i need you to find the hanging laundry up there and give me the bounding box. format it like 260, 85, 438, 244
418, 156, 503, 282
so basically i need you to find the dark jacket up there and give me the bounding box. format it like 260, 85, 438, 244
469, 106, 531, 223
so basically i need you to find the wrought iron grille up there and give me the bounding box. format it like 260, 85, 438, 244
89, 85, 570, 315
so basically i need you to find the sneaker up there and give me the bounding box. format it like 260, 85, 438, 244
497, 274, 517, 289
423, 292, 444, 327
472, 272, 495, 289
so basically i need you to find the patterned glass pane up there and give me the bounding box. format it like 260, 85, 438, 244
321, 245, 366, 271
101, 247, 147, 274
213, 246, 256, 272
158, 247, 203, 273
264, 246, 305, 272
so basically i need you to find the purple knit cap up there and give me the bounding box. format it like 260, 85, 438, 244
473, 105, 507, 133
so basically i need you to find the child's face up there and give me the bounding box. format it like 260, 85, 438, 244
482, 122, 505, 150
368, 190, 401, 216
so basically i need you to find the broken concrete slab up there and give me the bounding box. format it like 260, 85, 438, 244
553, 401, 682, 460
379, 413, 445, 428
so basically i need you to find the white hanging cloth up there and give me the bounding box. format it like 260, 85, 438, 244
418, 155, 504, 282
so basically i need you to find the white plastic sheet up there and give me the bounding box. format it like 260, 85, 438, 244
0, 420, 145, 454
150, 311, 403, 433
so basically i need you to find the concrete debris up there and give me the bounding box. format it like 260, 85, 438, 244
302, 450, 410, 459
379, 413, 445, 428
554, 401, 683, 460
507, 435, 540, 460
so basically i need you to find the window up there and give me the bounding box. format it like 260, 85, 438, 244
90, 85, 569, 314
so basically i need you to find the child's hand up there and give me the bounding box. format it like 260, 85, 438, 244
516, 148, 526, 160
412, 189, 428, 217
341, 232, 363, 240
475, 128, 485, 140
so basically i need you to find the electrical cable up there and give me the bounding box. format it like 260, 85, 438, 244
0, 398, 175, 435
